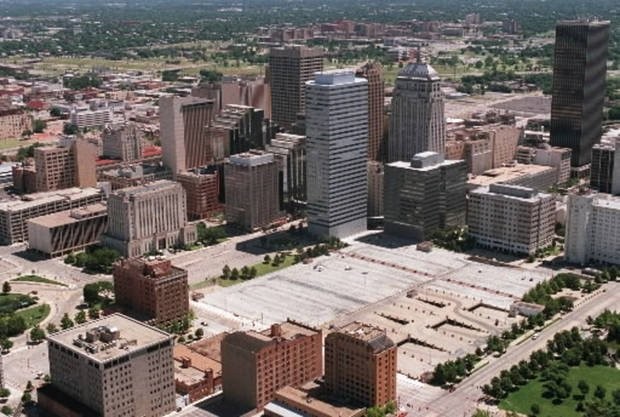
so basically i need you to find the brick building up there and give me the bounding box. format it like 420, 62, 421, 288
113, 257, 189, 325
32, 140, 97, 192
176, 166, 222, 220
221, 321, 323, 411
324, 322, 397, 408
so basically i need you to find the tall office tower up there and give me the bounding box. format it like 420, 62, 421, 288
356, 62, 385, 161
224, 151, 281, 230
306, 70, 368, 238
325, 322, 397, 408
550, 20, 610, 167
467, 184, 555, 255
221, 321, 323, 411
40, 314, 175, 417
33, 140, 97, 192
176, 166, 222, 220
102, 180, 196, 257
102, 123, 144, 162
591, 138, 620, 194
265, 133, 307, 209
384, 152, 466, 240
206, 104, 265, 159
388, 59, 445, 163
565, 193, 620, 266
113, 257, 189, 325
269, 45, 324, 130
160, 95, 215, 175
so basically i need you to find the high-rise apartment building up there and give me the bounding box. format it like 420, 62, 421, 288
34, 140, 97, 192
102, 180, 196, 257
565, 193, 620, 266
221, 321, 323, 411
265, 133, 306, 209
176, 166, 222, 220
467, 184, 555, 255
550, 20, 610, 167
224, 151, 281, 230
160, 95, 215, 175
269, 46, 324, 130
102, 123, 144, 162
384, 152, 466, 240
324, 322, 397, 408
113, 257, 189, 325
356, 62, 385, 161
40, 314, 175, 417
591, 138, 620, 194
389, 60, 445, 163
306, 70, 368, 238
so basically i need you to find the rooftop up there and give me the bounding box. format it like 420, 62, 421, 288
47, 313, 172, 363
397, 61, 440, 81
224, 321, 319, 353
27, 203, 107, 228
268, 385, 364, 417
467, 164, 555, 188
0, 187, 102, 212
113, 179, 179, 198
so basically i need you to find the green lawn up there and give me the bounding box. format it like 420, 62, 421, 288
0, 293, 36, 315
12, 275, 67, 287
500, 365, 620, 417
253, 254, 297, 276
15, 304, 50, 328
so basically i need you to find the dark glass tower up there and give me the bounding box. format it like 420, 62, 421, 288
550, 20, 609, 167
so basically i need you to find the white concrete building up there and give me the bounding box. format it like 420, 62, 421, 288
467, 184, 555, 255
388, 60, 445, 163
306, 70, 368, 238
565, 193, 620, 266
532, 146, 572, 185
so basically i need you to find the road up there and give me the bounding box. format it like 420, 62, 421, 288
414, 282, 620, 417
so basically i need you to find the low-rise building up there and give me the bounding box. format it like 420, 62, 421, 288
27, 203, 107, 257
264, 386, 365, 417
0, 104, 31, 140
99, 163, 172, 191
173, 344, 222, 403
467, 163, 557, 192
590, 138, 620, 195
467, 184, 555, 255
565, 193, 620, 266
102, 123, 144, 162
0, 187, 103, 244
532, 146, 572, 185
113, 257, 189, 325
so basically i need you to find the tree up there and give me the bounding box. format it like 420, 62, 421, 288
230, 268, 239, 280
222, 265, 231, 279
249, 266, 257, 278
263, 254, 271, 264
195, 328, 204, 338
75, 310, 87, 324
612, 389, 620, 406
25, 381, 33, 392
30, 326, 45, 343
46, 322, 58, 334
594, 385, 606, 400
50, 107, 62, 117
2, 281, 10, 294
0, 338, 13, 353
61, 313, 74, 329
63, 123, 79, 135
20, 391, 31, 405
32, 119, 46, 133
530, 403, 540, 415
0, 388, 9, 399
578, 380, 590, 397
88, 306, 100, 320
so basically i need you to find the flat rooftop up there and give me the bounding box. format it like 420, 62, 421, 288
269, 385, 364, 417
0, 187, 102, 212
337, 321, 386, 342
27, 203, 107, 228
47, 313, 172, 363
468, 164, 555, 188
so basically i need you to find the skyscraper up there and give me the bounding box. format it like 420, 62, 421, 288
590, 138, 620, 194
550, 20, 610, 167
356, 62, 385, 161
269, 45, 323, 130
306, 70, 368, 238
388, 59, 445, 163
160, 95, 215, 175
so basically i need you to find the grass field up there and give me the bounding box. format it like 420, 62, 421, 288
500, 365, 620, 417
12, 275, 67, 287
15, 304, 50, 328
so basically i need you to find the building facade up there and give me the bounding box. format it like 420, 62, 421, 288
269, 46, 324, 130
591, 138, 620, 194
113, 257, 189, 325
550, 21, 610, 167
224, 151, 281, 230
160, 95, 215, 175
324, 322, 397, 408
42, 314, 176, 417
532, 146, 572, 185
176, 166, 222, 220
467, 184, 555, 255
565, 193, 620, 266
221, 321, 323, 411
306, 70, 368, 238
265, 133, 306, 210
102, 123, 144, 162
384, 152, 467, 240
102, 180, 196, 257
367, 161, 384, 218
34, 140, 97, 192
0, 105, 31, 140
389, 61, 445, 163
207, 105, 265, 160
27, 203, 107, 257
356, 62, 385, 161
